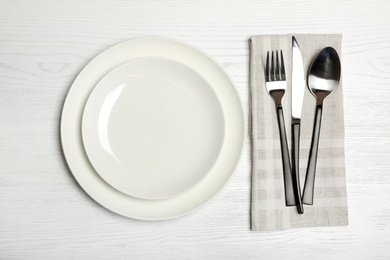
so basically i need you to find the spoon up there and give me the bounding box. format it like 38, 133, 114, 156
301, 47, 341, 205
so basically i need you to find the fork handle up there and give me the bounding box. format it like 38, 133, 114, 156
276, 107, 296, 206
302, 104, 323, 205
292, 122, 304, 214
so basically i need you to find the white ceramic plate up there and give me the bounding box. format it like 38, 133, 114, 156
82, 57, 225, 199
61, 37, 245, 220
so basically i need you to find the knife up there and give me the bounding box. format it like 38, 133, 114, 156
291, 36, 304, 214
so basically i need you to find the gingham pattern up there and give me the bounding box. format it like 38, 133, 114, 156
250, 34, 348, 231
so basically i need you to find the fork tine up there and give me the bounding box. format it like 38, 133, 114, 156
265, 51, 270, 81
280, 50, 286, 80
271, 51, 275, 81
275, 50, 280, 80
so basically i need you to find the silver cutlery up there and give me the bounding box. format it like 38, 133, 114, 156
291, 36, 305, 214
302, 47, 341, 205
264, 50, 296, 207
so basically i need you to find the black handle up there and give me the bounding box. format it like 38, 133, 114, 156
276, 107, 295, 206
302, 105, 323, 205
291, 123, 304, 214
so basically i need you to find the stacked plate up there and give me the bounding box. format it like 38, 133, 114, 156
60, 37, 245, 220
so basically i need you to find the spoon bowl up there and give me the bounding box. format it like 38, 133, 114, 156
307, 47, 341, 104
302, 47, 341, 205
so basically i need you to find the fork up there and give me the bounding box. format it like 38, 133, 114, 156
265, 50, 296, 207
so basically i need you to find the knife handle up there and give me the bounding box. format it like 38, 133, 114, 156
302, 105, 323, 205
292, 122, 304, 214
276, 107, 295, 206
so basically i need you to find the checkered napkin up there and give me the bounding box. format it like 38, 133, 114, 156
250, 34, 348, 231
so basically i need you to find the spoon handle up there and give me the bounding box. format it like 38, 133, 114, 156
276, 107, 295, 206
302, 104, 323, 205
291, 122, 304, 214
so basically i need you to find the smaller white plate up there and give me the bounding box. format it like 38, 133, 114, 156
82, 57, 225, 200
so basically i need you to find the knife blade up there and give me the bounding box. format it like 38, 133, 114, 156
291, 36, 305, 214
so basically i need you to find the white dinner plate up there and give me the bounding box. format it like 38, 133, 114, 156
61, 37, 245, 220
82, 57, 225, 199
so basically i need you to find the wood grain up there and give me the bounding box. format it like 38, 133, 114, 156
1, 0, 390, 259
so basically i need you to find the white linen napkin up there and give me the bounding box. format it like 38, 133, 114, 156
250, 34, 348, 231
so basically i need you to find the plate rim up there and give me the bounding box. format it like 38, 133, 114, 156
60, 36, 245, 220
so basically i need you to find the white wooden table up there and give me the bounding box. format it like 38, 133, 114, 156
1, 1, 390, 259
